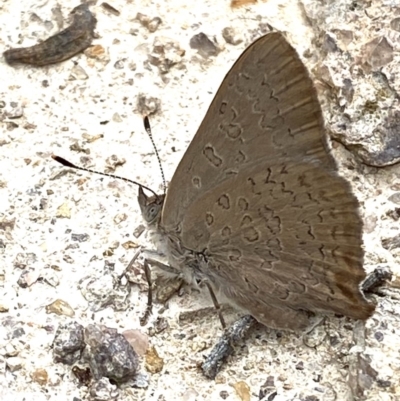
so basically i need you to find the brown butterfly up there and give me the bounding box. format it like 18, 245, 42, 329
137, 32, 375, 330
54, 32, 375, 331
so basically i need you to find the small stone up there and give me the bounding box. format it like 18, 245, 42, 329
259, 375, 276, 400
12, 327, 25, 339
136, 13, 162, 32
190, 33, 219, 58
105, 155, 126, 172
71, 233, 90, 242
341, 78, 354, 104
63, 254, 75, 264
82, 133, 104, 143
232, 381, 250, 401
182, 388, 199, 401
323, 33, 338, 52
114, 213, 128, 224
6, 102, 23, 119
89, 377, 119, 401
101, 2, 120, 16
389, 192, 400, 204
151, 317, 169, 335
46, 299, 75, 317
133, 224, 145, 238
381, 234, 400, 250
147, 17, 162, 33
0, 217, 15, 231
148, 37, 185, 73
114, 59, 125, 69
6, 357, 23, 371
79, 272, 130, 312
122, 240, 139, 249
155, 276, 183, 303
333, 29, 354, 49
69, 64, 89, 80
219, 390, 229, 399
391, 17, 400, 32
84, 324, 139, 383
364, 215, 377, 234
131, 372, 150, 388
42, 270, 60, 287
112, 113, 122, 122
17, 269, 40, 288
13, 252, 37, 269
56, 202, 71, 218
136, 12, 150, 26
31, 368, 48, 385
4, 342, 19, 357
145, 346, 164, 374
361, 36, 394, 69
222, 27, 243, 45
137, 94, 161, 116
53, 321, 85, 365
231, 0, 257, 7
85, 45, 110, 65
103, 248, 114, 257
72, 365, 92, 386
386, 207, 400, 221
122, 329, 149, 357
70, 141, 90, 154
377, 380, 391, 388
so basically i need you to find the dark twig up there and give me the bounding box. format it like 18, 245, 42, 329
362, 266, 392, 293
202, 315, 257, 379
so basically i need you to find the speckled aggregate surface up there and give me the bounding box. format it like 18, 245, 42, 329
1, 1, 400, 400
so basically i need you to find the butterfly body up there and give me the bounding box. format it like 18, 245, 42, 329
139, 32, 375, 330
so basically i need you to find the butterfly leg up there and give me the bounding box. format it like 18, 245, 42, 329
144, 256, 183, 276
124, 248, 153, 325
204, 281, 226, 329
139, 259, 153, 326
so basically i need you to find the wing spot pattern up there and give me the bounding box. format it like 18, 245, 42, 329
229, 248, 242, 261
219, 122, 243, 139
237, 197, 249, 211
203, 145, 222, 167
242, 226, 260, 242
258, 205, 282, 236
221, 226, 232, 236
241, 214, 253, 226
205, 212, 214, 226
217, 194, 230, 209
192, 176, 201, 188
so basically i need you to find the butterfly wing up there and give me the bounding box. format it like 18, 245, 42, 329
160, 32, 374, 328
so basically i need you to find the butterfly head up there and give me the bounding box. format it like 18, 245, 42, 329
138, 186, 165, 226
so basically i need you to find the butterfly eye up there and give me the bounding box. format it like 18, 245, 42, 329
147, 205, 159, 222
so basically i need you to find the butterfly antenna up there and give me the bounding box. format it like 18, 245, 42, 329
51, 155, 158, 197
143, 116, 166, 195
